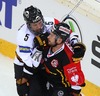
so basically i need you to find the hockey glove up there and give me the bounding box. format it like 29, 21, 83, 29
34, 32, 49, 51
72, 42, 86, 62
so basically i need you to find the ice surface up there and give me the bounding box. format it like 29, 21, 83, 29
0, 54, 18, 96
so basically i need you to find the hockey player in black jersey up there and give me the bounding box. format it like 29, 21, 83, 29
33, 22, 86, 96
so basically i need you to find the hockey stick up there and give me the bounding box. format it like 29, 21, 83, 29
61, 0, 83, 42
61, 16, 83, 42
62, 0, 83, 22
66, 17, 83, 42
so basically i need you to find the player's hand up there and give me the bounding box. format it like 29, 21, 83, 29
34, 32, 49, 51
72, 42, 86, 62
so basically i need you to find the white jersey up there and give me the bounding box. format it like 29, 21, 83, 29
14, 17, 59, 70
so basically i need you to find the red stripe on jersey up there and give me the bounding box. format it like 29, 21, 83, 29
64, 44, 73, 63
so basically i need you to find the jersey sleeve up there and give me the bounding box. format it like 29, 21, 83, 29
62, 45, 85, 92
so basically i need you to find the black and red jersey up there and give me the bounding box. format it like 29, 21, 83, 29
43, 43, 74, 88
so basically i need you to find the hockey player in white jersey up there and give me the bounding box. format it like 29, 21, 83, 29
14, 5, 60, 96
14, 5, 85, 96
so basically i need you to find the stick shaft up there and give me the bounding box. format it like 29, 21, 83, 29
62, 0, 83, 22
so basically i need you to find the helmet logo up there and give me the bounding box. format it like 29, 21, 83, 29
59, 26, 70, 34
36, 16, 40, 20
32, 16, 41, 23
24, 11, 29, 18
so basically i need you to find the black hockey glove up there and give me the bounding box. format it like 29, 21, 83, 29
72, 42, 86, 62
34, 32, 49, 51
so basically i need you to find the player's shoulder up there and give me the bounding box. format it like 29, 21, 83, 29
16, 24, 34, 45
17, 24, 33, 37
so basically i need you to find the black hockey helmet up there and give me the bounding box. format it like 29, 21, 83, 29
23, 5, 43, 23
52, 22, 71, 42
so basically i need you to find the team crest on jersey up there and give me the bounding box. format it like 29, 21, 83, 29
51, 59, 58, 68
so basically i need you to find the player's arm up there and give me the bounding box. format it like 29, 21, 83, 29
62, 48, 85, 96
15, 45, 42, 79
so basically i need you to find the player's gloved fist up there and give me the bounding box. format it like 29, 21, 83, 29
72, 42, 86, 62
34, 32, 49, 51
